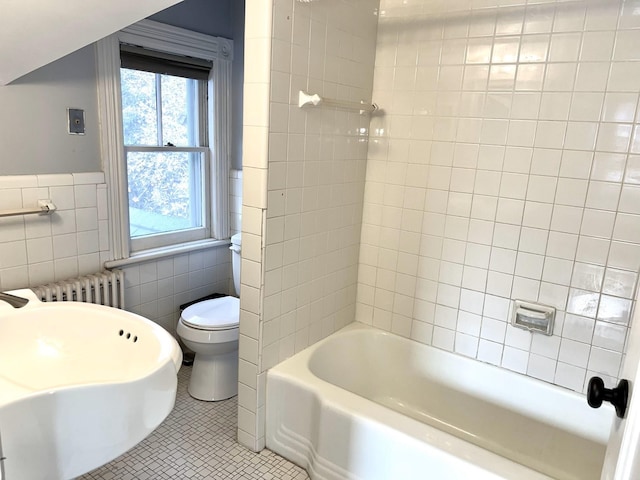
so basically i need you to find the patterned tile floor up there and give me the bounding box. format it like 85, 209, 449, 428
79, 366, 309, 480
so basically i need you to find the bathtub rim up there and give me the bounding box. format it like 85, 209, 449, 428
266, 322, 614, 480
308, 322, 615, 445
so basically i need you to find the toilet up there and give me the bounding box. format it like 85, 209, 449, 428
176, 233, 241, 401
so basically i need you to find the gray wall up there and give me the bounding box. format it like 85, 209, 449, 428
150, 0, 234, 38
231, 0, 245, 170
0, 45, 101, 175
152, 0, 244, 170
0, 0, 243, 176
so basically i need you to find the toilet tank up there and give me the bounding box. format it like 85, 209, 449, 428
230, 233, 242, 296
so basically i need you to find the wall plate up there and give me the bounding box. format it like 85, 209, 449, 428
68, 108, 85, 135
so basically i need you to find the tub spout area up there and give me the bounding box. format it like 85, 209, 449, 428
0, 292, 28, 308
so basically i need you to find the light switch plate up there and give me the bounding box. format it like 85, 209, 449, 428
68, 108, 85, 135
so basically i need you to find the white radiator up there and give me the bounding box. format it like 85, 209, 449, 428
32, 270, 125, 309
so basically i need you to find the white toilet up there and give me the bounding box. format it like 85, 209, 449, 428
176, 233, 241, 401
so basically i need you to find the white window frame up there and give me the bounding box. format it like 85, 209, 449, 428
96, 19, 232, 262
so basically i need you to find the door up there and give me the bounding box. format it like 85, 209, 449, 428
600, 288, 640, 480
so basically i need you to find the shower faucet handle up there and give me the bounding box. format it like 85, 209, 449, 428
587, 376, 629, 419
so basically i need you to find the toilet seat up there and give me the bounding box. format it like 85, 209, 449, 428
181, 296, 239, 331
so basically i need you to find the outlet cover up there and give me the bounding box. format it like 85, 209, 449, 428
68, 108, 85, 135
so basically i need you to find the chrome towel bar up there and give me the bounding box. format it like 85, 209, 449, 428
0, 199, 57, 218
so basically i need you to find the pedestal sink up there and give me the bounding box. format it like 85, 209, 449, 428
0, 289, 182, 480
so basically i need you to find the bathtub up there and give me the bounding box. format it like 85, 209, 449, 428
266, 323, 614, 480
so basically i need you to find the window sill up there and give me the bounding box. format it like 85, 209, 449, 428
104, 238, 231, 269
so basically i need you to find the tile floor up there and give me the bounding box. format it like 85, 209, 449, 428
79, 366, 309, 480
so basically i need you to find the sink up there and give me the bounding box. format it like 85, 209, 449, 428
0, 289, 182, 480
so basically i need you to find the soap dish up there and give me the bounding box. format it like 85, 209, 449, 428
511, 300, 555, 335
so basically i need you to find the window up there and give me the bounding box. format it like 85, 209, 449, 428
96, 20, 233, 261
120, 47, 210, 250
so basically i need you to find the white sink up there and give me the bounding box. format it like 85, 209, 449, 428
0, 289, 182, 480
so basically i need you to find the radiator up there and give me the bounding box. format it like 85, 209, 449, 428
32, 270, 125, 309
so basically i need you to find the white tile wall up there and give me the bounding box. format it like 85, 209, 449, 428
238, 0, 273, 452
358, 0, 640, 394
238, 0, 379, 451
261, 0, 378, 364
121, 248, 231, 335
0, 173, 108, 290
0, 171, 234, 338
230, 169, 243, 235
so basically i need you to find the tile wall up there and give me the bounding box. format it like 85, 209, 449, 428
120, 249, 231, 335
0, 172, 109, 290
237, 0, 272, 450
115, 169, 240, 335
357, 0, 640, 393
238, 0, 379, 451
0, 171, 233, 337
230, 168, 243, 235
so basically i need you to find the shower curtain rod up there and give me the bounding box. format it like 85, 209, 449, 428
298, 90, 378, 114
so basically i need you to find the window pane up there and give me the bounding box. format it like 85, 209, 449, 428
161, 75, 198, 146
127, 151, 203, 238
120, 68, 158, 145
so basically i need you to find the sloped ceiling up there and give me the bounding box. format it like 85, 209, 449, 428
0, 0, 184, 85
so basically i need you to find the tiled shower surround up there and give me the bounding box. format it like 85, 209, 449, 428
356, 0, 640, 394
239, 0, 640, 451
238, 0, 378, 450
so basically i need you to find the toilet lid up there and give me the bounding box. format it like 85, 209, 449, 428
181, 296, 240, 330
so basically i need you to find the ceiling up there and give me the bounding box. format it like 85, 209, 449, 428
0, 0, 184, 85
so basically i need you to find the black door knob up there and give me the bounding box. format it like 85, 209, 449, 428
587, 376, 629, 419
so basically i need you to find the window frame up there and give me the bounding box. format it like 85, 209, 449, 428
121, 68, 209, 251
96, 19, 232, 261
124, 145, 210, 250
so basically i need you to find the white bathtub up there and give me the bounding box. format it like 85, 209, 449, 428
266, 323, 614, 480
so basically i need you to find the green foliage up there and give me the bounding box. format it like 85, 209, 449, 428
126, 151, 192, 218
121, 68, 203, 237
121, 69, 157, 145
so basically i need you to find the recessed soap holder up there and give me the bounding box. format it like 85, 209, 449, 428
511, 300, 555, 335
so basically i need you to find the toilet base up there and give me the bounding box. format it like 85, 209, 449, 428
188, 349, 238, 401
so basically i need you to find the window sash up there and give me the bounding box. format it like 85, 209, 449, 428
120, 70, 206, 148
131, 227, 209, 251
120, 44, 212, 80
121, 65, 209, 251
124, 146, 210, 252
124, 146, 209, 153
96, 20, 233, 262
